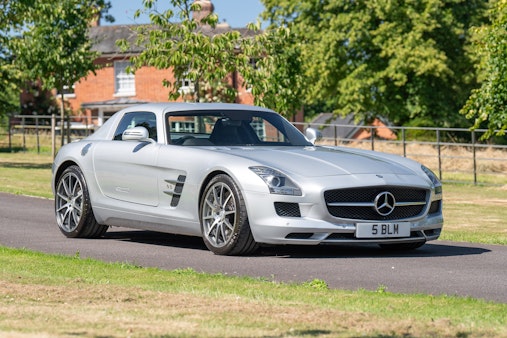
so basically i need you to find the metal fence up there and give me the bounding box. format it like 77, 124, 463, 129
295, 122, 507, 186
1, 115, 506, 186
0, 115, 96, 155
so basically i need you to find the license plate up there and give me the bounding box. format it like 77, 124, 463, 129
356, 222, 411, 238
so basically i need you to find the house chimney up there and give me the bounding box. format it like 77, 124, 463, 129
89, 5, 101, 27
192, 0, 214, 23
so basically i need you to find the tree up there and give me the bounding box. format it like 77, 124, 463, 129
0, 0, 34, 120
461, 0, 507, 138
10, 0, 112, 145
118, 0, 305, 117
262, 0, 487, 127
242, 26, 306, 117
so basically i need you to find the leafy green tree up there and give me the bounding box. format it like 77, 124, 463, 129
0, 0, 34, 120
461, 0, 507, 138
10, 0, 112, 145
118, 0, 304, 117
242, 26, 305, 117
0, 50, 21, 121
262, 0, 487, 127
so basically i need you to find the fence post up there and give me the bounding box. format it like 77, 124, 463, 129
8, 116, 12, 150
21, 117, 26, 149
51, 114, 56, 159
472, 130, 477, 185
437, 129, 442, 180
370, 127, 375, 151
35, 116, 40, 154
66, 115, 71, 144
402, 128, 406, 157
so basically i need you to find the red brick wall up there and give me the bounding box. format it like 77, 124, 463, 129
66, 60, 176, 111
65, 58, 254, 113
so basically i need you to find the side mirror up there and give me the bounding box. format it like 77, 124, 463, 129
305, 127, 322, 144
122, 126, 154, 142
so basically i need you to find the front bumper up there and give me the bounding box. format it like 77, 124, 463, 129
244, 188, 443, 246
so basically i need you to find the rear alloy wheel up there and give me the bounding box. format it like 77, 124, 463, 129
200, 174, 258, 255
55, 165, 107, 238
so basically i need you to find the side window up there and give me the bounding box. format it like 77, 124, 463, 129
113, 112, 158, 141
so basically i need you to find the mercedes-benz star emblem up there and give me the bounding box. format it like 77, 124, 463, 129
374, 191, 396, 216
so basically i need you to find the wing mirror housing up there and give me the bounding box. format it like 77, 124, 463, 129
305, 127, 322, 144
122, 126, 154, 143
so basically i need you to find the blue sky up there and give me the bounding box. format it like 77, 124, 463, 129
106, 0, 265, 28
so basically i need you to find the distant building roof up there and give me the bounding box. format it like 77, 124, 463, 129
89, 25, 142, 55
89, 24, 258, 56
310, 113, 363, 140
310, 113, 396, 141
81, 97, 149, 110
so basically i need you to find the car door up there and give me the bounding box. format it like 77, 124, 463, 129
92, 111, 160, 207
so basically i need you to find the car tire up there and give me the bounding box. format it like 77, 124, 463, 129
379, 241, 426, 251
55, 165, 108, 238
200, 174, 258, 255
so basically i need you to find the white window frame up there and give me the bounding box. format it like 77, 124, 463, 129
178, 71, 195, 95
114, 61, 136, 96
57, 84, 76, 98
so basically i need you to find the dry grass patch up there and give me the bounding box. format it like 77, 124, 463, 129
0, 278, 501, 338
319, 140, 507, 185
441, 184, 507, 243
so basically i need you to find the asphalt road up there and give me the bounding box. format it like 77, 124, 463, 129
1, 192, 506, 303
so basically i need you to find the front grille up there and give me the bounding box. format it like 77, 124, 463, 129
324, 186, 428, 221
275, 202, 301, 217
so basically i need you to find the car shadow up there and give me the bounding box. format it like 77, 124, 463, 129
103, 229, 209, 251
256, 241, 491, 259
0, 161, 52, 169
103, 228, 490, 259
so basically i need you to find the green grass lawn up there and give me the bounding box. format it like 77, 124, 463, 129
1, 246, 505, 337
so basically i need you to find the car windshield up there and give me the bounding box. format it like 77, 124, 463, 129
166, 110, 312, 147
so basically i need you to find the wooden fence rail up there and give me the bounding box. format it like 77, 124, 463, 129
1, 115, 506, 186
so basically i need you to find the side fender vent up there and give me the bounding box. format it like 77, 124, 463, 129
164, 175, 187, 207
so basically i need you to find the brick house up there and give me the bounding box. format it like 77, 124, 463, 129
61, 0, 256, 127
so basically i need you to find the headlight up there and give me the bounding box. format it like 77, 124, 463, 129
249, 166, 302, 196
421, 165, 442, 194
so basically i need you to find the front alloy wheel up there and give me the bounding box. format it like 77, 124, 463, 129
200, 174, 258, 255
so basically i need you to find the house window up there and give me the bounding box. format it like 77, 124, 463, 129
57, 84, 75, 98
178, 71, 195, 95
249, 57, 259, 70
114, 61, 135, 96
171, 121, 195, 133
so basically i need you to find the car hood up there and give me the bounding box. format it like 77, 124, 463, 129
216, 146, 417, 177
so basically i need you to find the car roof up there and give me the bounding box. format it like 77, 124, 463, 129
121, 102, 275, 115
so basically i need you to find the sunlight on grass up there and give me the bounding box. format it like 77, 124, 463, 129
0, 246, 505, 337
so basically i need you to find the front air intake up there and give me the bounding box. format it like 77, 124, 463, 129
274, 202, 301, 217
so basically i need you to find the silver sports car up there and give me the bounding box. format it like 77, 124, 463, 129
52, 103, 443, 255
